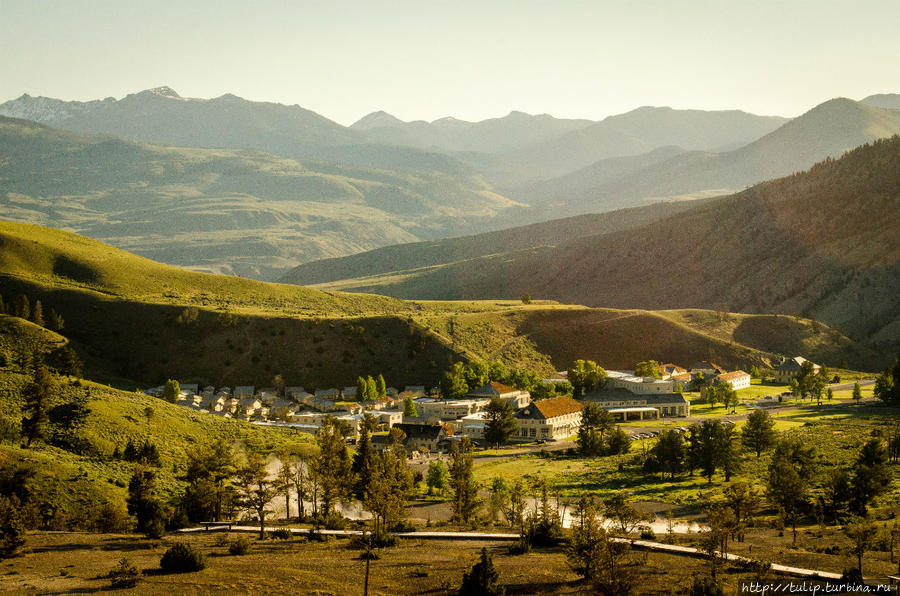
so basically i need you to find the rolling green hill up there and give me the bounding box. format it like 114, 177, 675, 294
0, 116, 517, 279
298, 137, 900, 359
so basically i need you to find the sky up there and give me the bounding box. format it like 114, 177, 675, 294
1, 0, 898, 126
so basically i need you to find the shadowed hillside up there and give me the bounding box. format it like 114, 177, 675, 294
301, 137, 900, 356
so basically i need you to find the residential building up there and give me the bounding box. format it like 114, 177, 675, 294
606, 370, 678, 394
658, 364, 687, 379
716, 370, 751, 390
468, 381, 531, 409
514, 396, 583, 441
775, 357, 821, 384
689, 362, 726, 377
393, 423, 447, 452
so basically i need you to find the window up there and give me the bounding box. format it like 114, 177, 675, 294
529, 428, 536, 438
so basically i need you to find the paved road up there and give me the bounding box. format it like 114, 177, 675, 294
179, 525, 844, 580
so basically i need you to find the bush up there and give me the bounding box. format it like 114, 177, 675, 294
94, 499, 131, 533
323, 512, 346, 530
639, 527, 656, 541
160, 543, 207, 573
271, 528, 292, 540
228, 536, 251, 555
109, 557, 141, 588
688, 575, 724, 596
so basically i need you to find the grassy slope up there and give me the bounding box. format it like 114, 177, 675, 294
0, 116, 515, 279
306, 137, 900, 363
0, 316, 309, 513
0, 221, 468, 388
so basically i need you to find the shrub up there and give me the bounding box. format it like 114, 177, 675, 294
160, 543, 208, 573
323, 512, 346, 530
94, 499, 131, 533
228, 536, 251, 555
0, 496, 26, 558
639, 527, 656, 541
271, 528, 293, 540
109, 557, 141, 588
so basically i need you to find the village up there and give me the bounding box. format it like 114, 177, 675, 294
144, 357, 818, 456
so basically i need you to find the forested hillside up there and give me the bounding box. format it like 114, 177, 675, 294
303, 137, 900, 354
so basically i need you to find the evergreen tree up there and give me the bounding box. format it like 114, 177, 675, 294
127, 464, 164, 536
13, 295, 29, 320
766, 437, 816, 545
874, 358, 900, 403
352, 425, 374, 500
183, 439, 236, 522
0, 496, 26, 558
850, 438, 891, 514
0, 294, 5, 315
31, 300, 44, 327
449, 437, 478, 524
567, 360, 606, 398
402, 396, 418, 418
356, 376, 368, 401
375, 374, 386, 398
56, 345, 83, 378
652, 430, 685, 479
366, 376, 377, 401
852, 382, 862, 402
741, 409, 776, 457
314, 418, 353, 516
483, 397, 517, 448
21, 365, 54, 447
45, 307, 64, 332
162, 379, 180, 403
364, 446, 413, 539
578, 403, 613, 456
606, 426, 630, 455
459, 548, 503, 596
567, 496, 604, 580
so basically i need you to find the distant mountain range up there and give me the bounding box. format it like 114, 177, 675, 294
287, 136, 900, 352
0, 116, 516, 279
2, 87, 900, 282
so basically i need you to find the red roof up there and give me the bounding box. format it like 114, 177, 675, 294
532, 396, 583, 419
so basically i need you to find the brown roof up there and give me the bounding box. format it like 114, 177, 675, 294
672, 372, 692, 382
469, 381, 519, 398
532, 396, 583, 419
659, 363, 687, 374
717, 370, 750, 382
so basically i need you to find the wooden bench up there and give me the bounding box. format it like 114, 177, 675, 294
198, 521, 237, 531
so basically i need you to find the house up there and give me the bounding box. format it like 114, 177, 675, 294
458, 411, 488, 441
689, 362, 726, 377
265, 397, 300, 420
468, 381, 531, 409
315, 388, 340, 400
606, 370, 678, 394
658, 364, 687, 379
416, 398, 488, 421
180, 383, 199, 395
671, 372, 693, 390
376, 410, 403, 429
716, 370, 751, 391
393, 423, 447, 452
514, 396, 583, 441
286, 387, 311, 401
775, 357, 821, 384
234, 386, 255, 398
341, 386, 357, 400
582, 388, 690, 419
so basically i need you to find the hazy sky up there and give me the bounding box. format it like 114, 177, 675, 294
1, 0, 898, 125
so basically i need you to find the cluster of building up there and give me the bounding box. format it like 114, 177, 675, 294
146, 356, 814, 454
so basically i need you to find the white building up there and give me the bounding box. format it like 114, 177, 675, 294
716, 370, 751, 390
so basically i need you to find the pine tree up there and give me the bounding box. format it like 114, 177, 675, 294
127, 464, 164, 536
352, 425, 374, 500
459, 548, 503, 596
46, 308, 64, 331
31, 300, 44, 327
314, 418, 353, 516
741, 409, 776, 457
852, 382, 862, 403
21, 365, 54, 447
356, 376, 368, 401
366, 376, 377, 401
162, 379, 180, 403
449, 438, 478, 524
375, 374, 386, 398
13, 295, 29, 320
483, 397, 517, 448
